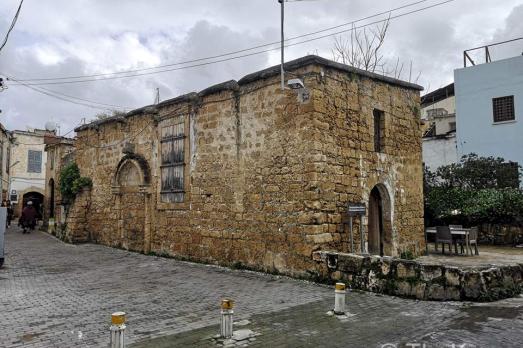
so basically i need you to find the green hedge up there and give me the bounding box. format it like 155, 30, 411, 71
426, 187, 523, 226
424, 154, 523, 226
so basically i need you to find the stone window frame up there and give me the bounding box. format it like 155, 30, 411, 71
373, 109, 386, 152
156, 112, 191, 210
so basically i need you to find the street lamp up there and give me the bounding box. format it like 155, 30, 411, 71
278, 0, 308, 92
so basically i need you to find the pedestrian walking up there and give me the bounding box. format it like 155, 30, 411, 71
6, 200, 13, 228
20, 201, 37, 234
1, 200, 8, 229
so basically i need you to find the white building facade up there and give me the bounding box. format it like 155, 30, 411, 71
421, 83, 458, 171
455, 55, 523, 170
10, 129, 50, 218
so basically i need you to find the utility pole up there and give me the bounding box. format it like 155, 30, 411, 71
279, 0, 285, 91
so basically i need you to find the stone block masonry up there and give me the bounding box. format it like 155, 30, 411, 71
313, 250, 523, 301
66, 55, 425, 278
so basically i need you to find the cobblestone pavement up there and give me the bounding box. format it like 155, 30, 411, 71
1, 227, 522, 348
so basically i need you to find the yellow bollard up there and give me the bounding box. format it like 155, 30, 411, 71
110, 312, 126, 348
220, 299, 234, 338
334, 283, 346, 315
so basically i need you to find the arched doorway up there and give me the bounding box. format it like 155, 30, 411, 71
113, 155, 151, 253
22, 191, 44, 220
368, 184, 393, 256
48, 179, 55, 218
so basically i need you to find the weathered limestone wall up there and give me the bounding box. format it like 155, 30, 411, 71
306, 67, 425, 256
0, 126, 12, 198
75, 114, 155, 248
69, 57, 424, 278
43, 141, 75, 231
62, 188, 91, 243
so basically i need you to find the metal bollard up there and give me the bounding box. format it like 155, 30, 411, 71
110, 312, 126, 348
334, 283, 346, 315
220, 299, 234, 339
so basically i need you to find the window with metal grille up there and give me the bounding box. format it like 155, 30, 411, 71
492, 96, 515, 122
160, 115, 185, 203
27, 150, 42, 173
373, 109, 385, 152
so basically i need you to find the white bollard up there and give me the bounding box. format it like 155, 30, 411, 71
220, 299, 234, 339
110, 312, 126, 348
334, 283, 346, 315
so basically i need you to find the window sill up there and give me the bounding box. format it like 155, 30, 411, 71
492, 120, 517, 125
156, 200, 190, 211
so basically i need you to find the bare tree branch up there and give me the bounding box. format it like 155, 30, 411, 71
331, 14, 421, 83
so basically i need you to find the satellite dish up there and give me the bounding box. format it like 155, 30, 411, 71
45, 121, 57, 132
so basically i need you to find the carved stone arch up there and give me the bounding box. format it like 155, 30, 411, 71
112, 153, 152, 254
113, 154, 151, 187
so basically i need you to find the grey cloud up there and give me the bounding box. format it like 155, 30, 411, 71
1, 0, 522, 133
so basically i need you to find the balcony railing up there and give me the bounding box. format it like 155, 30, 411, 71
463, 37, 523, 67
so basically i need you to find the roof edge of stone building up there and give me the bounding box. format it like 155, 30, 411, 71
198, 80, 239, 98
47, 136, 75, 145
75, 55, 423, 133
237, 55, 424, 91
75, 115, 127, 132
75, 92, 199, 132
12, 129, 54, 137
157, 91, 199, 109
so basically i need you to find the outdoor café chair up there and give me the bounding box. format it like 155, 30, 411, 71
468, 227, 479, 255
436, 226, 454, 254
450, 225, 465, 254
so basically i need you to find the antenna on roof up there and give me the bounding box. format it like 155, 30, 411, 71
155, 88, 160, 104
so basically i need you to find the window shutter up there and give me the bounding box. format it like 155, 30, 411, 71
160, 116, 186, 203
27, 150, 42, 173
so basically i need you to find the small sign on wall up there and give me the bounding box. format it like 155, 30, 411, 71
347, 203, 366, 216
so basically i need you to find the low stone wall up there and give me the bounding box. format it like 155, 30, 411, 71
313, 251, 522, 302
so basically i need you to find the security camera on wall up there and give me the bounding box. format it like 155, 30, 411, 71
287, 78, 305, 90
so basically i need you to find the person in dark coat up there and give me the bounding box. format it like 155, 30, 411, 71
21, 201, 37, 233
6, 200, 13, 227
1, 200, 7, 228
2, 200, 13, 228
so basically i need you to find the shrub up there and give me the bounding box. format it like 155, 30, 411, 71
59, 162, 92, 203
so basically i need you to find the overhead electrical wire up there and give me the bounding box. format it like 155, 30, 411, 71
5, 75, 131, 111
0, 0, 24, 52
0, 0, 455, 123
8, 0, 451, 86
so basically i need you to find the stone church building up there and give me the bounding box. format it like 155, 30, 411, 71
66, 55, 424, 277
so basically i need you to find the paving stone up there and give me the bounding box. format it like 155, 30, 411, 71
1, 227, 522, 348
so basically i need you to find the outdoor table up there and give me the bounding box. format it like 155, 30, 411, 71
425, 227, 472, 255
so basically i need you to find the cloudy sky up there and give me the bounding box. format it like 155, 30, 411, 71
0, 0, 522, 135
